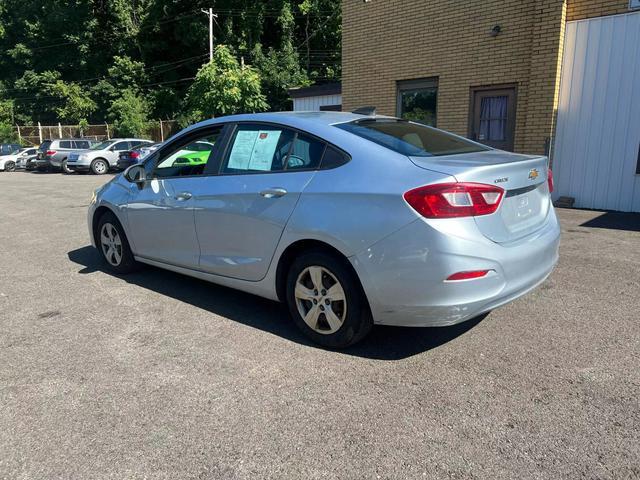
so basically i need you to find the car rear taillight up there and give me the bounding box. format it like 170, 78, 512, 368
404, 183, 504, 218
130, 151, 140, 159
547, 168, 554, 193
46, 150, 56, 156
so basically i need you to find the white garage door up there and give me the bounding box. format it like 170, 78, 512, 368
553, 12, 640, 212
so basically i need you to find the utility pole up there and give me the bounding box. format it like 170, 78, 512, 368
201, 8, 217, 62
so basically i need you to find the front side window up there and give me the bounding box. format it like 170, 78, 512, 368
397, 78, 438, 126
112, 141, 130, 151
336, 119, 489, 157
222, 124, 295, 174
154, 128, 221, 178
91, 140, 112, 150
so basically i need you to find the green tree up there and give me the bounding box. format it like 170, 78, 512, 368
0, 99, 18, 142
251, 43, 309, 111
51, 81, 96, 124
108, 89, 151, 137
184, 45, 267, 121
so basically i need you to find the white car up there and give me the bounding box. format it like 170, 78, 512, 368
0, 147, 35, 172
66, 138, 153, 175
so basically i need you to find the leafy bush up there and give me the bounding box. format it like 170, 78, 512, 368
108, 89, 151, 138
184, 45, 268, 121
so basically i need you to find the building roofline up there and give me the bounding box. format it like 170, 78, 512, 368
288, 82, 342, 99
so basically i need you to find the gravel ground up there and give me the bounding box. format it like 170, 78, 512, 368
0, 171, 639, 479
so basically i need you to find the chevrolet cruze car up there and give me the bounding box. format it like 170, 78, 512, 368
88, 111, 560, 348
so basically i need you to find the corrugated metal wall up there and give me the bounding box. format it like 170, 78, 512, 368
292, 94, 342, 111
553, 12, 640, 212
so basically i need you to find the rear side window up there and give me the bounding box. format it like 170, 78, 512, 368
321, 146, 350, 169
336, 119, 489, 157
59, 141, 72, 148
286, 134, 325, 170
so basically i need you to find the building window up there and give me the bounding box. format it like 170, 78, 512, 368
397, 78, 438, 126
479, 96, 508, 141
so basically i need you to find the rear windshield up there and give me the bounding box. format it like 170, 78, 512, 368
335, 119, 489, 157
38, 140, 52, 152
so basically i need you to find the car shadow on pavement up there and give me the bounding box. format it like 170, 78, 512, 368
579, 211, 640, 232
68, 245, 486, 361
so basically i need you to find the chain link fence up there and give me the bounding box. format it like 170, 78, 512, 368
15, 120, 180, 146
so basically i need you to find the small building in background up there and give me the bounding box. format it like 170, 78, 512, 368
342, 1, 640, 212
289, 83, 342, 112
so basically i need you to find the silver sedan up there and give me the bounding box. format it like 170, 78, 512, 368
88, 111, 560, 348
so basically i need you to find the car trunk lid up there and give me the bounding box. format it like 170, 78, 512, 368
409, 151, 551, 243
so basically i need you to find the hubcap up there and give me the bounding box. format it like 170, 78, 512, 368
295, 266, 346, 335
94, 161, 106, 174
6, 162, 15, 172
100, 223, 123, 266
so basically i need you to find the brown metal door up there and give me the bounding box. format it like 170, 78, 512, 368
470, 87, 516, 151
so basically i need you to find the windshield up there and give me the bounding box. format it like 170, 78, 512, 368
336, 119, 490, 157
91, 140, 113, 150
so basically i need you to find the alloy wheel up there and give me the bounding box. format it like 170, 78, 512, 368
93, 160, 107, 174
294, 266, 347, 335
5, 161, 15, 172
100, 223, 123, 266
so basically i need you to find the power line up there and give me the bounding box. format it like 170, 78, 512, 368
0, 54, 208, 95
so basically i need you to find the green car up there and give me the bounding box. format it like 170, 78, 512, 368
173, 150, 210, 166
172, 141, 214, 166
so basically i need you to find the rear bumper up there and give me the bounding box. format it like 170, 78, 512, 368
116, 160, 136, 170
352, 208, 561, 327
34, 158, 50, 170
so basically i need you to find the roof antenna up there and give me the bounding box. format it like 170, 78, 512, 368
352, 106, 377, 116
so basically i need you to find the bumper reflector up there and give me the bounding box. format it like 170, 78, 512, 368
446, 270, 490, 281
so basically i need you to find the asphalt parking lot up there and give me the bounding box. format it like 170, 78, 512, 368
1, 171, 639, 479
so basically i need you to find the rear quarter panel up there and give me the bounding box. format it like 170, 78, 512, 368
282, 127, 456, 257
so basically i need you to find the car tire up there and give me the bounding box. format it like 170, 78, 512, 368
61, 159, 73, 174
91, 158, 109, 175
96, 211, 139, 274
286, 250, 373, 348
4, 161, 15, 172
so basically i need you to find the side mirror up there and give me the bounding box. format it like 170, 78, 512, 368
124, 164, 147, 185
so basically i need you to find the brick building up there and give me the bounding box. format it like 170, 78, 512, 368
342, 0, 640, 211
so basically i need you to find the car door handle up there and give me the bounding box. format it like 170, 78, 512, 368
260, 188, 288, 198
175, 191, 192, 201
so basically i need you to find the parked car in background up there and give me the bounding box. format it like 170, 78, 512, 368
25, 156, 39, 171
35, 139, 94, 172
0, 146, 22, 171
116, 142, 162, 170
0, 147, 38, 171
68, 138, 153, 174
0, 143, 22, 156
15, 147, 38, 169
88, 111, 560, 348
